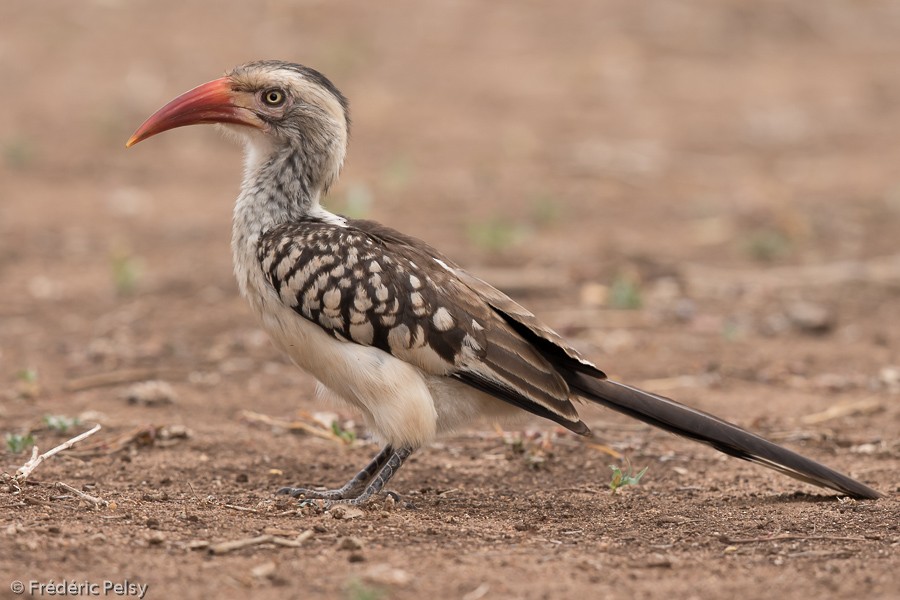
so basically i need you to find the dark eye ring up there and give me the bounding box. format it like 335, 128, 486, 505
262, 88, 286, 107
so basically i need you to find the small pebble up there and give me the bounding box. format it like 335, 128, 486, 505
330, 505, 364, 520
786, 301, 833, 334
338, 536, 364, 551
124, 380, 177, 406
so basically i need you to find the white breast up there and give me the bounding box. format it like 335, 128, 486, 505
232, 196, 521, 448
232, 219, 432, 448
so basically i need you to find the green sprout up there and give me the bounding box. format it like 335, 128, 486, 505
17, 369, 38, 384
3, 137, 35, 169
6, 433, 35, 455
530, 195, 562, 227
331, 421, 356, 445
467, 217, 528, 252
608, 463, 649, 494
43, 414, 80, 434
345, 579, 383, 600
337, 183, 374, 219
609, 274, 643, 310
110, 250, 141, 295
743, 228, 792, 262
381, 155, 413, 192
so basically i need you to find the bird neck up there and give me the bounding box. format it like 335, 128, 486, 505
234, 136, 345, 236
231, 138, 346, 304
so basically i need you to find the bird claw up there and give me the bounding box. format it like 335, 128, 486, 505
276, 485, 343, 500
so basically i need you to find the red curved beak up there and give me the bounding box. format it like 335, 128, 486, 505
126, 77, 259, 147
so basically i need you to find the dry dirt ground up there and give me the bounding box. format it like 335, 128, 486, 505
1, 1, 899, 599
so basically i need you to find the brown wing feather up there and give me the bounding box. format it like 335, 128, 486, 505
258, 218, 588, 432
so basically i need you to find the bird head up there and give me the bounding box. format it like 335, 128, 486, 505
127, 61, 350, 191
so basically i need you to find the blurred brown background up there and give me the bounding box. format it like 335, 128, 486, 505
1, 2, 898, 599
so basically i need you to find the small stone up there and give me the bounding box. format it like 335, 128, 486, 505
338, 536, 364, 551
159, 425, 190, 440
850, 442, 881, 454
123, 380, 177, 406
187, 540, 209, 551
786, 301, 834, 334
348, 553, 366, 563
147, 531, 165, 545
251, 561, 277, 579
364, 564, 412, 586
878, 366, 900, 391
141, 491, 169, 502
330, 505, 365, 520
579, 283, 608, 307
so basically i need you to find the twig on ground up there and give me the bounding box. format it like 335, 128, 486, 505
207, 531, 312, 555
68, 424, 175, 457
584, 442, 623, 459
208, 535, 275, 555
238, 409, 345, 443
14, 424, 102, 483
64, 368, 186, 392
54, 481, 108, 508
224, 503, 259, 513
720, 534, 867, 545
800, 398, 884, 425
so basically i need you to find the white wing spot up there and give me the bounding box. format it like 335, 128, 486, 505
409, 274, 422, 289
354, 287, 373, 312
432, 307, 455, 331
319, 312, 344, 331
434, 258, 453, 272
350, 321, 375, 345
323, 287, 341, 310
388, 324, 411, 352
463, 333, 482, 352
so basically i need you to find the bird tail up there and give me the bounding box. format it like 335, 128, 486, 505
568, 374, 881, 499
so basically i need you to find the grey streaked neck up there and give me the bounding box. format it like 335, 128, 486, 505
232, 138, 345, 256
239, 143, 321, 227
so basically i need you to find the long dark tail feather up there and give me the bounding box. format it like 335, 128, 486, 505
569, 374, 881, 500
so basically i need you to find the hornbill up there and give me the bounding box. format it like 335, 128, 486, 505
126, 60, 881, 505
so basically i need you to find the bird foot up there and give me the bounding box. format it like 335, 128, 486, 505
276, 485, 407, 508
276, 485, 348, 500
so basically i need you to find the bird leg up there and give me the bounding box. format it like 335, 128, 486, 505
327, 446, 412, 506
277, 445, 411, 503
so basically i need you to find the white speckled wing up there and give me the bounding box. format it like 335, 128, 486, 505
256, 217, 590, 433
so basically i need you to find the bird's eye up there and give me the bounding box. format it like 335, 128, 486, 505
262, 88, 286, 107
